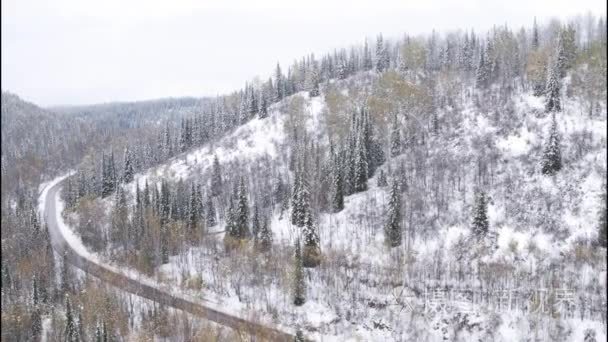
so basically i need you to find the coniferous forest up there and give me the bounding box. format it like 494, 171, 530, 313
2, 11, 607, 341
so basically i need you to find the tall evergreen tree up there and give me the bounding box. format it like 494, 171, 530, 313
292, 240, 306, 306
377, 169, 388, 187
598, 187, 607, 248
475, 46, 489, 88
275, 63, 284, 101
32, 275, 39, 306
363, 38, 373, 71
385, 179, 402, 247
211, 155, 223, 197
390, 116, 402, 157
541, 114, 562, 175
532, 17, 540, 49
471, 190, 489, 239
235, 177, 251, 239
353, 133, 369, 193
187, 183, 198, 233
64, 295, 79, 342
257, 217, 272, 252
206, 194, 217, 227
259, 92, 269, 119
122, 146, 134, 184
375, 34, 389, 72
302, 208, 321, 267
331, 146, 344, 213
251, 203, 261, 241
545, 57, 562, 112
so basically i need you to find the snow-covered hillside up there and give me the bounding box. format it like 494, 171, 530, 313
70, 70, 604, 341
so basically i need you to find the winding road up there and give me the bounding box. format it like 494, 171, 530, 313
43, 179, 296, 341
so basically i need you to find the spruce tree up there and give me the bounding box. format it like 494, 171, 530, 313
251, 204, 260, 242
122, 146, 134, 184
187, 183, 198, 233
64, 295, 79, 342
235, 177, 251, 239
259, 93, 269, 119
545, 58, 562, 112
309, 69, 320, 97
60, 252, 70, 295
205, 194, 217, 227
353, 133, 368, 193
31, 307, 42, 340
390, 116, 401, 157
160, 223, 169, 264
211, 155, 223, 197
295, 330, 305, 342
331, 155, 344, 213
532, 17, 539, 49
598, 187, 607, 248
375, 34, 389, 72
475, 46, 489, 88
291, 166, 306, 227
32, 275, 39, 306
471, 190, 489, 239
385, 179, 402, 247
292, 240, 306, 306
541, 114, 562, 175
302, 208, 321, 268
275, 63, 284, 101
257, 218, 272, 252
377, 169, 388, 187
363, 38, 373, 71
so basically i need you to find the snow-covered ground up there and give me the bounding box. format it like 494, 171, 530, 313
60, 72, 607, 340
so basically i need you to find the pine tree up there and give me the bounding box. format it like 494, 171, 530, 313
122, 146, 134, 184
377, 169, 388, 187
257, 218, 272, 252
235, 177, 251, 239
471, 190, 489, 239
31, 306, 42, 340
187, 183, 198, 233
375, 34, 389, 72
599, 188, 607, 248
353, 133, 368, 193
309, 69, 320, 97
390, 116, 401, 157
60, 252, 70, 295
363, 38, 373, 71
291, 165, 306, 227
331, 152, 344, 213
205, 194, 217, 227
32, 275, 39, 306
251, 203, 260, 242
259, 92, 269, 119
294, 330, 305, 342
211, 155, 223, 197
160, 223, 169, 264
64, 295, 79, 342
532, 17, 540, 49
475, 46, 489, 88
545, 58, 562, 112
385, 179, 402, 247
225, 192, 237, 238
541, 114, 562, 175
101, 153, 110, 198
275, 63, 284, 101
292, 240, 306, 306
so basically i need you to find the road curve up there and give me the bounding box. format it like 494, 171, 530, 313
44, 180, 296, 341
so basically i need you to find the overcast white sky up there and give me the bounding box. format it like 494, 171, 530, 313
2, 0, 606, 107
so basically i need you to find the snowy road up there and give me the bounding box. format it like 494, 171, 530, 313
43, 179, 295, 341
